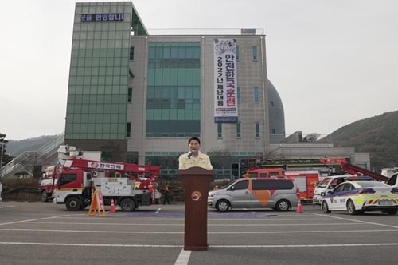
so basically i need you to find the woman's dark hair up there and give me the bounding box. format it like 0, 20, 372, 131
188, 137, 201, 145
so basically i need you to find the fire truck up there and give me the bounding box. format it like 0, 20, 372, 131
319, 158, 396, 184
245, 168, 320, 201
244, 157, 398, 202
46, 158, 160, 211
39, 166, 58, 202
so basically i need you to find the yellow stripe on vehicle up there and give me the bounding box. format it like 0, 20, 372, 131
53, 188, 84, 191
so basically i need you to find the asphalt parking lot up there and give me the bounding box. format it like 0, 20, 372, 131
1, 202, 398, 265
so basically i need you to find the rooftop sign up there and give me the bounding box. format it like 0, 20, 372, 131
81, 13, 124, 22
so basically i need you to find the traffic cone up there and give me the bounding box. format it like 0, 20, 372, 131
296, 199, 303, 213
110, 198, 116, 213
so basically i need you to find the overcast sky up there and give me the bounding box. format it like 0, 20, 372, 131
1, 0, 397, 140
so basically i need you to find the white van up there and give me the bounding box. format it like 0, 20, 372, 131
313, 175, 372, 204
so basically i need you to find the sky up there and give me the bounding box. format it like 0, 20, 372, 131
1, 0, 398, 140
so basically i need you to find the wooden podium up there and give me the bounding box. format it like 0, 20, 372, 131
179, 166, 215, 251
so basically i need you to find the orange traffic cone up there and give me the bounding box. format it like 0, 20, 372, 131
296, 199, 303, 213
110, 199, 116, 213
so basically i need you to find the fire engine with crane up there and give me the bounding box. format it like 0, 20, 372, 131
39, 145, 103, 202
244, 157, 398, 202
51, 158, 161, 211
319, 158, 398, 185
39, 145, 162, 206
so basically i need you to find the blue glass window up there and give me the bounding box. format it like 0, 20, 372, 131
217, 123, 222, 138
254, 87, 259, 103
236, 122, 241, 138
256, 122, 260, 137
252, 46, 257, 61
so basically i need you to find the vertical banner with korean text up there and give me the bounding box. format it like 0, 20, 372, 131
213, 39, 238, 123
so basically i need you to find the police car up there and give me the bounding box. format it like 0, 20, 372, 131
313, 175, 372, 205
321, 181, 398, 215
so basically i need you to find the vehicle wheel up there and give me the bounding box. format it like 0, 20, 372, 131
386, 209, 397, 215
41, 191, 49, 202
322, 201, 331, 213
120, 198, 136, 212
346, 200, 358, 215
216, 199, 230, 212
275, 199, 291, 211
65, 197, 81, 211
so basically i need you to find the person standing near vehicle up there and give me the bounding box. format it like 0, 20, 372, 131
178, 137, 213, 170
163, 184, 171, 205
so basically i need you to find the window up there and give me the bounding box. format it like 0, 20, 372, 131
217, 123, 222, 138
127, 122, 131, 137
232, 180, 248, 190
128, 87, 132, 103
343, 183, 353, 191
388, 175, 397, 186
271, 128, 276, 134
255, 122, 260, 137
254, 87, 259, 103
59, 174, 77, 186
252, 46, 257, 61
102, 152, 112, 162
130, 46, 135, 60
236, 122, 241, 138
236, 46, 240, 60
237, 87, 241, 103
270, 101, 274, 107
252, 179, 294, 190
335, 184, 345, 192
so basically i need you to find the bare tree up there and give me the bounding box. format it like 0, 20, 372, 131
208, 148, 234, 169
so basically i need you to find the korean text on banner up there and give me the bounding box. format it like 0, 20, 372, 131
213, 39, 238, 123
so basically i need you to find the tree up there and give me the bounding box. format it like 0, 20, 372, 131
0, 133, 13, 168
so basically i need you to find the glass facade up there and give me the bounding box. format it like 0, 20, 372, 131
146, 42, 201, 137
65, 3, 132, 140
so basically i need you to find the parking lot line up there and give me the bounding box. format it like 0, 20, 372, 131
314, 213, 398, 229
27, 221, 369, 227
1, 228, 397, 234
210, 243, 398, 248
0, 241, 397, 248
0, 219, 38, 226
174, 248, 191, 265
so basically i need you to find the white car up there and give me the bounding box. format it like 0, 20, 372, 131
321, 181, 398, 215
313, 175, 372, 205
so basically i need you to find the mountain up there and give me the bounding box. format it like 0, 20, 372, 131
324, 111, 398, 172
4, 111, 398, 172
6, 135, 59, 157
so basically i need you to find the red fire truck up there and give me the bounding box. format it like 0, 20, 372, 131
245, 168, 320, 201
40, 158, 160, 211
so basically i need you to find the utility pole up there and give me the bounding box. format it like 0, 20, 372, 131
0, 133, 9, 170
0, 142, 3, 169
